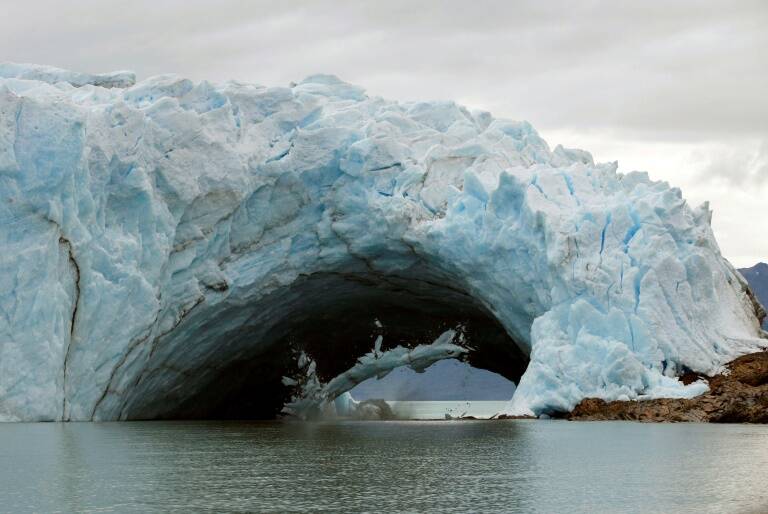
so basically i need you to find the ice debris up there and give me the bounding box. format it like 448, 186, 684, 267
283, 330, 466, 419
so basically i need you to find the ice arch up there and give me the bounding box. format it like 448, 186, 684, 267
0, 64, 764, 421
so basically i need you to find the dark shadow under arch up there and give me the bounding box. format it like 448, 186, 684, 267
126, 270, 529, 420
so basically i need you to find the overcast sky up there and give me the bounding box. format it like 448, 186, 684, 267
2, 0, 766, 266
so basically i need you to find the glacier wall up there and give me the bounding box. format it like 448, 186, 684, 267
0, 63, 764, 421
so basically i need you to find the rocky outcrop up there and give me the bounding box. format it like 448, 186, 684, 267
568, 351, 768, 423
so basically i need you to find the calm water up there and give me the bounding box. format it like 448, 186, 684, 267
387, 400, 508, 419
1, 417, 768, 513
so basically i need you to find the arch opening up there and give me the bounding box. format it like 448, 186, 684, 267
129, 270, 529, 420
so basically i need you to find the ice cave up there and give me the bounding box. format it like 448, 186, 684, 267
0, 63, 765, 422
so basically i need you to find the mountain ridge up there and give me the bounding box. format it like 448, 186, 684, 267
740, 263, 768, 330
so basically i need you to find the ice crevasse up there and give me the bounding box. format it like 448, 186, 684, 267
0, 63, 764, 421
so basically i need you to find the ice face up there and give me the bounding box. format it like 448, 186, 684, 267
0, 63, 764, 421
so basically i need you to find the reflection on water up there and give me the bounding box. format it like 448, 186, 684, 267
1, 419, 767, 513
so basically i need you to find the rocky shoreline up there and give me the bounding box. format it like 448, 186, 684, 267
567, 351, 768, 423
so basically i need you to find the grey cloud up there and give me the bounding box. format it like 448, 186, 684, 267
1, 0, 766, 142
695, 140, 768, 186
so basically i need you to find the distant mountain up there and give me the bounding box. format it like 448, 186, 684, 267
739, 262, 768, 330
349, 359, 516, 401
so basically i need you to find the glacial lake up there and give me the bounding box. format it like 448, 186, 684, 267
1, 414, 767, 513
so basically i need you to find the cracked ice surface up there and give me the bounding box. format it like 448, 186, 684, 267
0, 63, 765, 421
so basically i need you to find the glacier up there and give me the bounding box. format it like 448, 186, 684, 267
0, 62, 765, 421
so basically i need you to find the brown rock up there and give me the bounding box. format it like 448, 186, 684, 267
723, 351, 768, 387
568, 350, 768, 424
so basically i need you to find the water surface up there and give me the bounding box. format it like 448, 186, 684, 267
387, 400, 508, 419
1, 418, 767, 513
